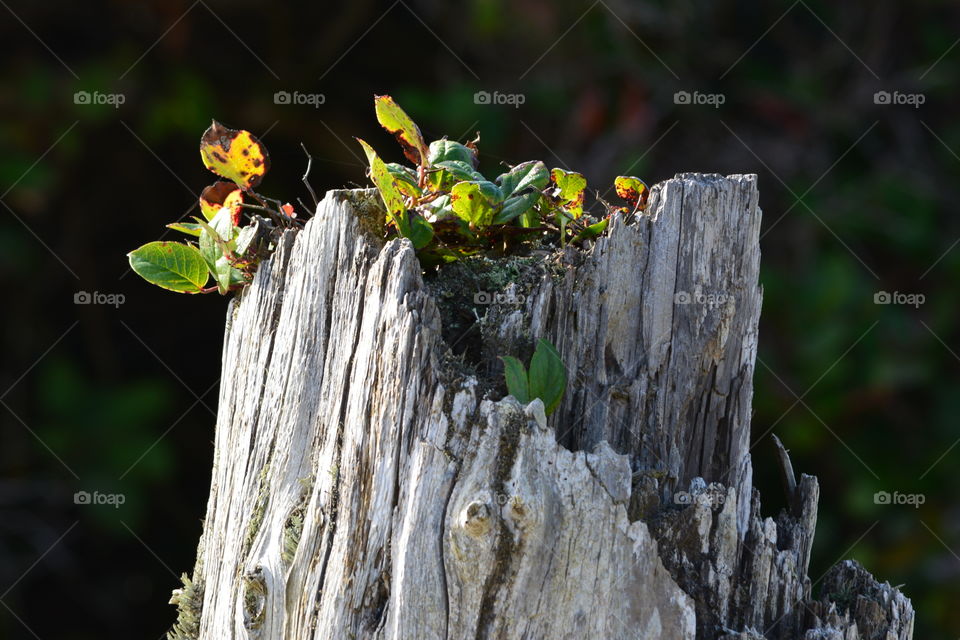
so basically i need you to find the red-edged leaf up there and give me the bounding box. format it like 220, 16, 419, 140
199, 181, 244, 224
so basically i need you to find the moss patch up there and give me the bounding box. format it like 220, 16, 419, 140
167, 573, 203, 640
242, 461, 272, 558
422, 253, 555, 380
282, 475, 314, 566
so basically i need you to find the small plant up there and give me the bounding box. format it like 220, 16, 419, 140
359, 95, 649, 264
128, 95, 649, 293
499, 338, 567, 415
128, 121, 299, 294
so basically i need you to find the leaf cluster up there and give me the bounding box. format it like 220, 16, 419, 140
128, 96, 650, 293
358, 95, 649, 263
128, 121, 296, 294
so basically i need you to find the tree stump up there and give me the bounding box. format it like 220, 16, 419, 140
167, 173, 914, 640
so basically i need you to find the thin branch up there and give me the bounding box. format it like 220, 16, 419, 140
301, 143, 319, 208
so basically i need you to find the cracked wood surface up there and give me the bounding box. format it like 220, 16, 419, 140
175, 175, 913, 640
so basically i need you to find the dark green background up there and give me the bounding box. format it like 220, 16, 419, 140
1, 1, 956, 637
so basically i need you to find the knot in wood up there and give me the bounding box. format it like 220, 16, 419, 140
461, 500, 492, 537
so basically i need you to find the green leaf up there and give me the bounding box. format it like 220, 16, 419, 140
358, 139, 433, 249
428, 160, 485, 191
571, 217, 609, 243
374, 95, 429, 166
450, 180, 503, 228
494, 190, 540, 225
357, 138, 407, 228
192, 220, 225, 288
386, 163, 421, 198
127, 242, 209, 293
550, 168, 587, 218
193, 210, 245, 294
210, 206, 236, 242
404, 210, 435, 249
427, 139, 477, 166
235, 224, 257, 257
420, 194, 455, 221
197, 228, 220, 275
166, 222, 203, 237
499, 356, 530, 404
498, 160, 549, 198
519, 197, 543, 228
212, 255, 243, 295
528, 338, 567, 415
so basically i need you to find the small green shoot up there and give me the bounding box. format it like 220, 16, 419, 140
500, 338, 567, 415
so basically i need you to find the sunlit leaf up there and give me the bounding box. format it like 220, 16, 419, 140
572, 217, 609, 243
450, 180, 503, 227
235, 216, 273, 258
199, 181, 244, 223
212, 254, 244, 295
359, 138, 433, 249
200, 121, 270, 190
421, 194, 454, 222
550, 168, 587, 218
235, 224, 258, 257
494, 190, 540, 225
374, 95, 429, 166
386, 162, 421, 198
127, 242, 209, 293
357, 138, 406, 228
166, 222, 203, 237
428, 160, 485, 191
195, 209, 236, 279
614, 175, 649, 212
519, 197, 543, 228
498, 160, 549, 198
404, 210, 435, 250
428, 139, 477, 167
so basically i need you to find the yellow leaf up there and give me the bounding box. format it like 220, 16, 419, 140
200, 120, 270, 190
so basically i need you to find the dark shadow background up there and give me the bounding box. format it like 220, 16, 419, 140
1, 1, 957, 637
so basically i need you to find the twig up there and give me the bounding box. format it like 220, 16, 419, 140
300, 143, 319, 208
297, 198, 313, 217
771, 434, 798, 510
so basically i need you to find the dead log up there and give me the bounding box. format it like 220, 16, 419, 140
167, 174, 914, 640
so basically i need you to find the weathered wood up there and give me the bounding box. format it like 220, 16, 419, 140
168, 174, 913, 639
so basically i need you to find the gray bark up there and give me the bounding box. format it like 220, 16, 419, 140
168, 174, 914, 640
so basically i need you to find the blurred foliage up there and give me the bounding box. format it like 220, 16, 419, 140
1, 0, 958, 636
